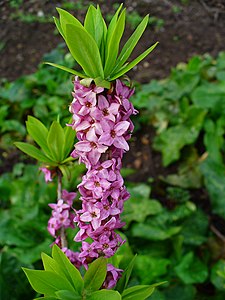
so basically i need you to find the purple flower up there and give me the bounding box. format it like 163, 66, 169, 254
39, 167, 52, 183
103, 264, 123, 289
98, 121, 130, 151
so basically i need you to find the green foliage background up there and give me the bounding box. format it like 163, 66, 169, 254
1, 45, 225, 299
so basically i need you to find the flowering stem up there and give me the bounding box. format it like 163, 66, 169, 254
57, 168, 68, 249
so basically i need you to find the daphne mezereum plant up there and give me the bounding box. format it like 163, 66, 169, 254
15, 4, 164, 300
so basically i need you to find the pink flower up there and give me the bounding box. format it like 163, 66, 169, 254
39, 167, 52, 183
98, 121, 130, 151
103, 264, 123, 289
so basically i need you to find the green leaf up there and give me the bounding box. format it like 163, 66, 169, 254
94, 77, 111, 89
175, 252, 208, 284
14, 142, 56, 165
104, 8, 126, 77
35, 297, 57, 300
200, 158, 225, 218
134, 255, 170, 284
122, 284, 157, 300
83, 257, 107, 292
110, 42, 158, 80
59, 165, 71, 180
66, 24, 104, 78
132, 222, 181, 241
47, 121, 65, 162
87, 290, 122, 300
56, 7, 83, 35
44, 62, 86, 78
123, 184, 162, 227
52, 245, 84, 294
22, 269, 75, 297
26, 116, 51, 156
41, 253, 61, 273
211, 260, 225, 291
116, 255, 137, 293
63, 124, 76, 158
55, 290, 81, 300
84, 5, 104, 49
153, 107, 206, 166
113, 15, 149, 73
53, 16, 65, 38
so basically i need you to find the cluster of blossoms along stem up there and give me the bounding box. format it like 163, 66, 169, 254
47, 188, 81, 267
69, 77, 137, 288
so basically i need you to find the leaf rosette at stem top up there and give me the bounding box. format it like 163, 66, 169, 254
46, 4, 158, 88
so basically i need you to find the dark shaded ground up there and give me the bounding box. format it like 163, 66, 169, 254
0, 0, 225, 83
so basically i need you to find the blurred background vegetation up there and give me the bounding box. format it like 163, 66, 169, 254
0, 0, 225, 299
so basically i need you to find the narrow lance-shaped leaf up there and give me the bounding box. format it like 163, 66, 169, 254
47, 121, 65, 162
110, 42, 159, 80
53, 16, 65, 38
55, 290, 81, 300
122, 282, 166, 300
104, 8, 126, 77
56, 7, 83, 36
66, 24, 104, 78
52, 245, 84, 294
83, 257, 107, 292
44, 62, 86, 78
63, 124, 76, 158
14, 142, 56, 165
41, 253, 61, 274
112, 15, 149, 73
22, 269, 75, 297
26, 116, 51, 157
87, 290, 122, 300
116, 255, 137, 293
84, 5, 104, 49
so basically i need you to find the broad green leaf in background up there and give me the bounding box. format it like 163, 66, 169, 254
83, 257, 107, 292
132, 222, 181, 241
164, 284, 196, 300
123, 184, 162, 227
134, 255, 170, 284
175, 252, 208, 284
191, 82, 225, 112
153, 107, 206, 166
52, 245, 83, 294
211, 260, 225, 291
204, 117, 225, 164
200, 158, 225, 218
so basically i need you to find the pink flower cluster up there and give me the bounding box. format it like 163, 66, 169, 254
47, 189, 81, 266
48, 189, 76, 237
69, 77, 137, 287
